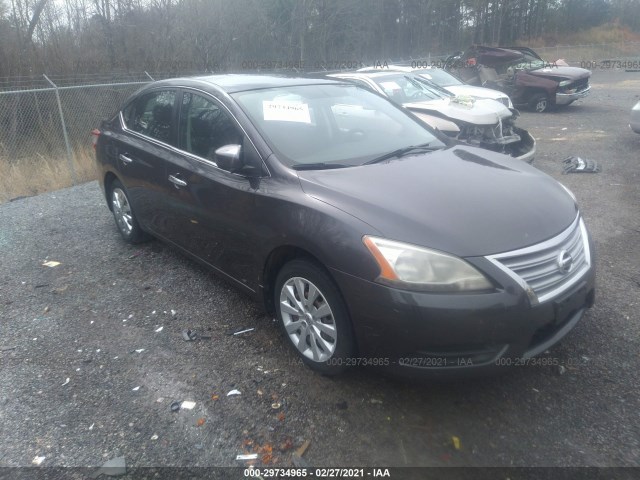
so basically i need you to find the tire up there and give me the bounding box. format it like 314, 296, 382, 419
529, 93, 550, 113
274, 259, 355, 375
109, 179, 149, 244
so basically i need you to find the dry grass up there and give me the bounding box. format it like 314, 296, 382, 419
524, 24, 640, 49
0, 147, 98, 204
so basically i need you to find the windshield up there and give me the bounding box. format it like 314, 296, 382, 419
414, 69, 463, 87
369, 74, 450, 104
232, 84, 445, 168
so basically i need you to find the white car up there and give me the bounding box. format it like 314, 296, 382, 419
330, 71, 535, 162
631, 100, 640, 134
359, 65, 514, 108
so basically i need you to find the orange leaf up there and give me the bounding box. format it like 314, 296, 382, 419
261, 453, 273, 464
277, 412, 285, 422
211, 394, 219, 401
196, 418, 205, 427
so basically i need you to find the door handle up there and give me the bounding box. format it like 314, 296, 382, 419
119, 153, 134, 165
168, 175, 187, 188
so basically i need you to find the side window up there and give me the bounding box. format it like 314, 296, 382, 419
124, 90, 176, 144
178, 92, 242, 159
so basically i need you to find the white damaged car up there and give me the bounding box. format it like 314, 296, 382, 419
359, 65, 514, 108
330, 71, 535, 163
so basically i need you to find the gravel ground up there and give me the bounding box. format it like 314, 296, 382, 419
0, 69, 639, 470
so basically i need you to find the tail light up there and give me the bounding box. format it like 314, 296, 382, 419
91, 129, 101, 149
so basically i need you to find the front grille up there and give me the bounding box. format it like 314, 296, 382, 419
572, 78, 589, 92
487, 215, 591, 304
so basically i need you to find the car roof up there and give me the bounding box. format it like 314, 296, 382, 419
331, 71, 411, 80
150, 74, 345, 93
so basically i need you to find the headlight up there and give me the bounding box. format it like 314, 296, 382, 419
506, 96, 513, 108
558, 80, 572, 87
363, 236, 493, 292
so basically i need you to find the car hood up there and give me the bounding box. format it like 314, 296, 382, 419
528, 66, 591, 81
444, 84, 509, 101
404, 98, 512, 125
298, 146, 577, 257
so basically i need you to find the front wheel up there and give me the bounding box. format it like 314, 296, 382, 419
529, 93, 551, 113
274, 259, 355, 375
109, 179, 149, 244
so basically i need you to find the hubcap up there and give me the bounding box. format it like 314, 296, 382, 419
279, 277, 337, 362
112, 188, 133, 235
536, 99, 547, 112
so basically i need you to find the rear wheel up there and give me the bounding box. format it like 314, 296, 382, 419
529, 93, 550, 113
109, 180, 149, 244
274, 259, 355, 375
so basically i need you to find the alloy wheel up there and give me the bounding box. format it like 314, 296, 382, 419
279, 276, 337, 362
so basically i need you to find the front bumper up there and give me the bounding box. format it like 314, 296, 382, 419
330, 258, 595, 378
556, 86, 591, 105
511, 127, 536, 164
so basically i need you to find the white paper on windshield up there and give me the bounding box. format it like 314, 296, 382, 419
263, 101, 311, 123
379, 81, 401, 91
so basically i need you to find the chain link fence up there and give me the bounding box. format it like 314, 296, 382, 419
534, 42, 640, 65
0, 77, 151, 199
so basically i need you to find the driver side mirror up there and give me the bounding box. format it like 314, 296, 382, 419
214, 144, 242, 173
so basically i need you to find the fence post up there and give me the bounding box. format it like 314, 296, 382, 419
43, 74, 77, 185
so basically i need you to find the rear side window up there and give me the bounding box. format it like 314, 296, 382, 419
123, 90, 176, 144
178, 92, 242, 159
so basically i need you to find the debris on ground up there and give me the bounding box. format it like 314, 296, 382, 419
154, 326, 163, 333
90, 456, 126, 478
170, 401, 181, 412
211, 394, 220, 401
236, 453, 258, 461
150, 434, 158, 440
271, 402, 281, 410
42, 261, 61, 268
370, 398, 383, 404
277, 412, 285, 422
0, 346, 17, 352
562, 156, 601, 174
127, 251, 143, 260
231, 327, 255, 336
132, 386, 140, 391
556, 365, 567, 375
182, 329, 211, 341
61, 378, 70, 386
181, 400, 196, 409
32, 456, 45, 466
227, 389, 241, 396
196, 418, 206, 427
452, 436, 461, 450
171, 310, 177, 318
134, 349, 145, 353
292, 440, 311, 467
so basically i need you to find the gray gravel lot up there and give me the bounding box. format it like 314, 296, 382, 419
0, 69, 639, 470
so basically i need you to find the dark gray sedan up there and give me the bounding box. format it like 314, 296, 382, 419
94, 74, 595, 376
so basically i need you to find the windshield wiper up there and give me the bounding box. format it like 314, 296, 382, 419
364, 143, 441, 165
292, 162, 351, 171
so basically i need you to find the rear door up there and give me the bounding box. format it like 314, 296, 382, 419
107, 89, 178, 233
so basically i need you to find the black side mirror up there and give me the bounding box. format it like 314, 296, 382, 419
214, 144, 242, 172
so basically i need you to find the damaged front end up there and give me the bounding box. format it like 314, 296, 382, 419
456, 110, 535, 163
412, 99, 536, 163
